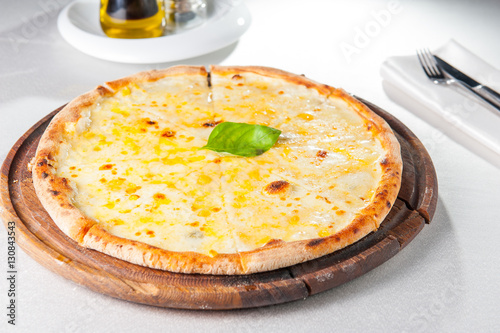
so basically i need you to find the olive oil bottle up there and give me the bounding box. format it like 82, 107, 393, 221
100, 0, 165, 39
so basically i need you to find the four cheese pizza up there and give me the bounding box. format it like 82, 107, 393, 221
32, 66, 402, 275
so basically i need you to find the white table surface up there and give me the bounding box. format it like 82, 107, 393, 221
1, 0, 500, 332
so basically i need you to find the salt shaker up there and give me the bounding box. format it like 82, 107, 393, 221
165, 0, 207, 34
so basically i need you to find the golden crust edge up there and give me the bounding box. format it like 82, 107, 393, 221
105, 65, 207, 91
82, 225, 244, 275
31, 86, 112, 242
210, 65, 332, 96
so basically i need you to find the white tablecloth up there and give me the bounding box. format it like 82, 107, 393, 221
1, 0, 499, 332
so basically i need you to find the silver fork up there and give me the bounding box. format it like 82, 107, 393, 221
416, 49, 448, 84
417, 48, 500, 112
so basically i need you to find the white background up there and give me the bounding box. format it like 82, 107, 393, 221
1, 0, 499, 332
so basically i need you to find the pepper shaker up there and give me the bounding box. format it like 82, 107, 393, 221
165, 0, 207, 34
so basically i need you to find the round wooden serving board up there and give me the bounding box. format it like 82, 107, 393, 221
0, 99, 438, 310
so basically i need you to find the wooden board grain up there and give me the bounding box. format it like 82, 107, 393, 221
0, 101, 438, 310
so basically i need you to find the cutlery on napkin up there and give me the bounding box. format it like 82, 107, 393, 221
381, 39, 500, 168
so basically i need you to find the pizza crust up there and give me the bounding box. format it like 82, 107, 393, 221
32, 65, 402, 275
104, 65, 208, 91
32, 86, 112, 242
82, 225, 244, 275
209, 65, 332, 96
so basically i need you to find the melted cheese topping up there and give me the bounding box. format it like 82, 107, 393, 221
55, 71, 385, 256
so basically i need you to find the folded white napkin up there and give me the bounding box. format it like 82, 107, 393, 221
381, 39, 500, 168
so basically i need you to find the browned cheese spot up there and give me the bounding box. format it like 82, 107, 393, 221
161, 129, 176, 138
202, 120, 222, 127
50, 190, 60, 196
232, 74, 242, 80
264, 180, 290, 195
143, 118, 157, 125
99, 164, 114, 170
316, 150, 328, 158
153, 193, 166, 200
41, 172, 49, 179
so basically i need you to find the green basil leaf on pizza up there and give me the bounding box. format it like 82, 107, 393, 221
201, 122, 281, 157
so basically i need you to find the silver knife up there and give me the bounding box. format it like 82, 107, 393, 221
434, 55, 500, 110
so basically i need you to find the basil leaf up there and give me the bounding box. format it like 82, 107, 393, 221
200, 122, 281, 157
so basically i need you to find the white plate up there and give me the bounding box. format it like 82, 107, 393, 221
57, 0, 251, 63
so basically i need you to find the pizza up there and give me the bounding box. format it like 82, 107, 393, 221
31, 65, 402, 275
